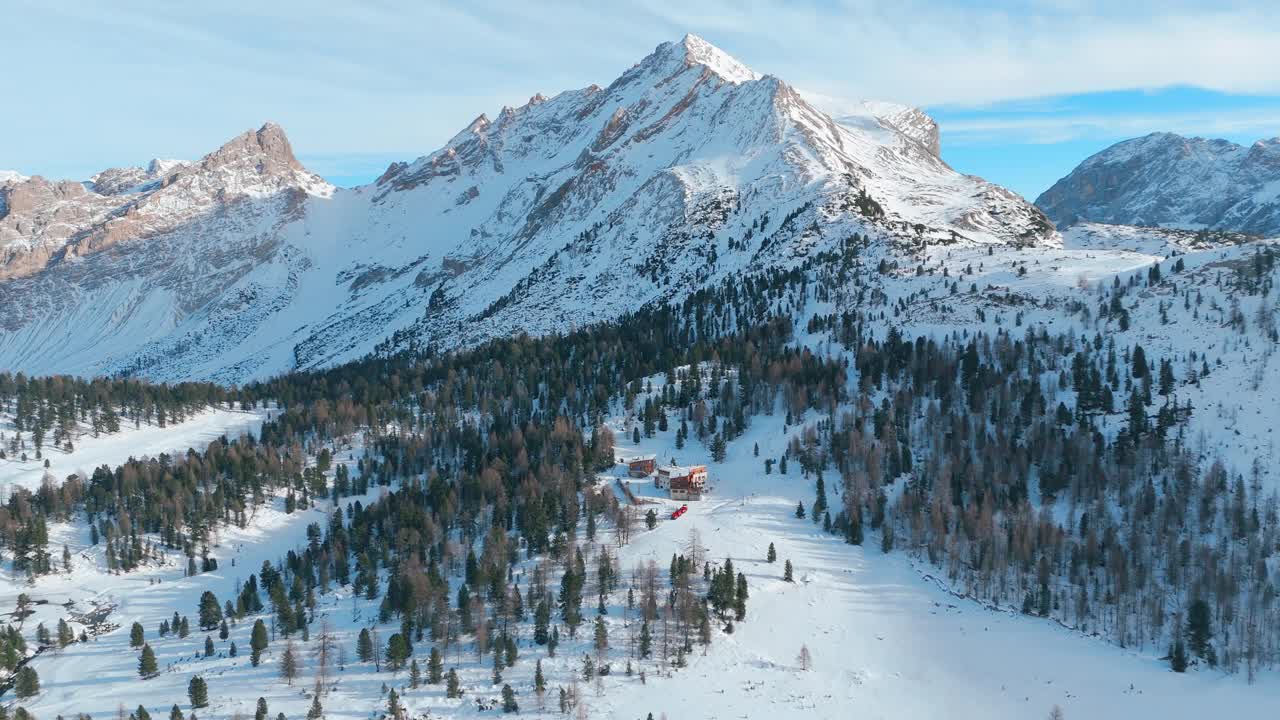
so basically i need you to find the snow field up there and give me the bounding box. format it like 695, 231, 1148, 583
0, 406, 268, 494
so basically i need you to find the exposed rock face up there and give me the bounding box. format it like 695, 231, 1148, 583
0, 176, 118, 277
1036, 132, 1280, 235
0, 122, 329, 281
90, 159, 188, 196
0, 35, 1058, 383
856, 101, 942, 158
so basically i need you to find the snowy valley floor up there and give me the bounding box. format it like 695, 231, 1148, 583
2, 407, 1279, 719
591, 414, 1280, 720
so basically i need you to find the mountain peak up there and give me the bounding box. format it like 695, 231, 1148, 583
639, 34, 761, 85
1037, 130, 1280, 234
146, 158, 187, 176
85, 156, 190, 196
199, 122, 304, 175
680, 34, 760, 83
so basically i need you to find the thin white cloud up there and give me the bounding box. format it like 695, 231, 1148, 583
4, 0, 1280, 180
633, 0, 1280, 106
935, 108, 1280, 146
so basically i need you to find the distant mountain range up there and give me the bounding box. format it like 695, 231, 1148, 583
1036, 131, 1280, 236
0, 35, 1060, 383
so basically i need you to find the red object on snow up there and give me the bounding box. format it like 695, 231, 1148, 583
670, 504, 690, 520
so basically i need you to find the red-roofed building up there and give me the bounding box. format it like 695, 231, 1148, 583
657, 464, 707, 500
626, 455, 656, 478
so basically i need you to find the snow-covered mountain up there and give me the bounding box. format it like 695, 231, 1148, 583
0, 123, 329, 280
1036, 131, 1280, 235
0, 35, 1058, 383
89, 158, 191, 196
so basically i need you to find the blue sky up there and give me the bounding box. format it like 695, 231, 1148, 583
4, 1, 1279, 200
928, 87, 1280, 198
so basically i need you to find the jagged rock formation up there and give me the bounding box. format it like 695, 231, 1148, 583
849, 101, 941, 157
0, 35, 1058, 383
0, 123, 329, 281
1036, 132, 1280, 236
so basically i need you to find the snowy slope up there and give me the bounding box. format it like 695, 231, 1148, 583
0, 35, 1057, 384
1036, 132, 1280, 235
822, 230, 1280, 490
596, 410, 1280, 720
0, 405, 268, 495
6, 393, 1280, 720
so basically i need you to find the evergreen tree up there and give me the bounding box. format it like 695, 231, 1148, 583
204, 635, 214, 657
446, 669, 462, 699
409, 658, 421, 689
386, 690, 400, 720
1171, 638, 1188, 673
197, 591, 222, 630
1187, 599, 1214, 661
187, 676, 209, 708
385, 633, 408, 671
137, 706, 152, 720
1159, 358, 1176, 395
766, 542, 776, 563
356, 628, 373, 663
306, 697, 322, 720
639, 620, 652, 658
170, 705, 184, 720
534, 598, 551, 645
559, 564, 583, 636
734, 573, 748, 621
56, 618, 74, 648
255, 698, 268, 720
280, 642, 298, 684
1127, 388, 1148, 437
813, 474, 827, 520
783, 559, 794, 582
14, 666, 39, 699
138, 643, 158, 678
130, 622, 145, 648
1132, 345, 1148, 378
593, 615, 609, 656
427, 646, 443, 684
250, 620, 269, 666
503, 633, 517, 668
501, 684, 518, 713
